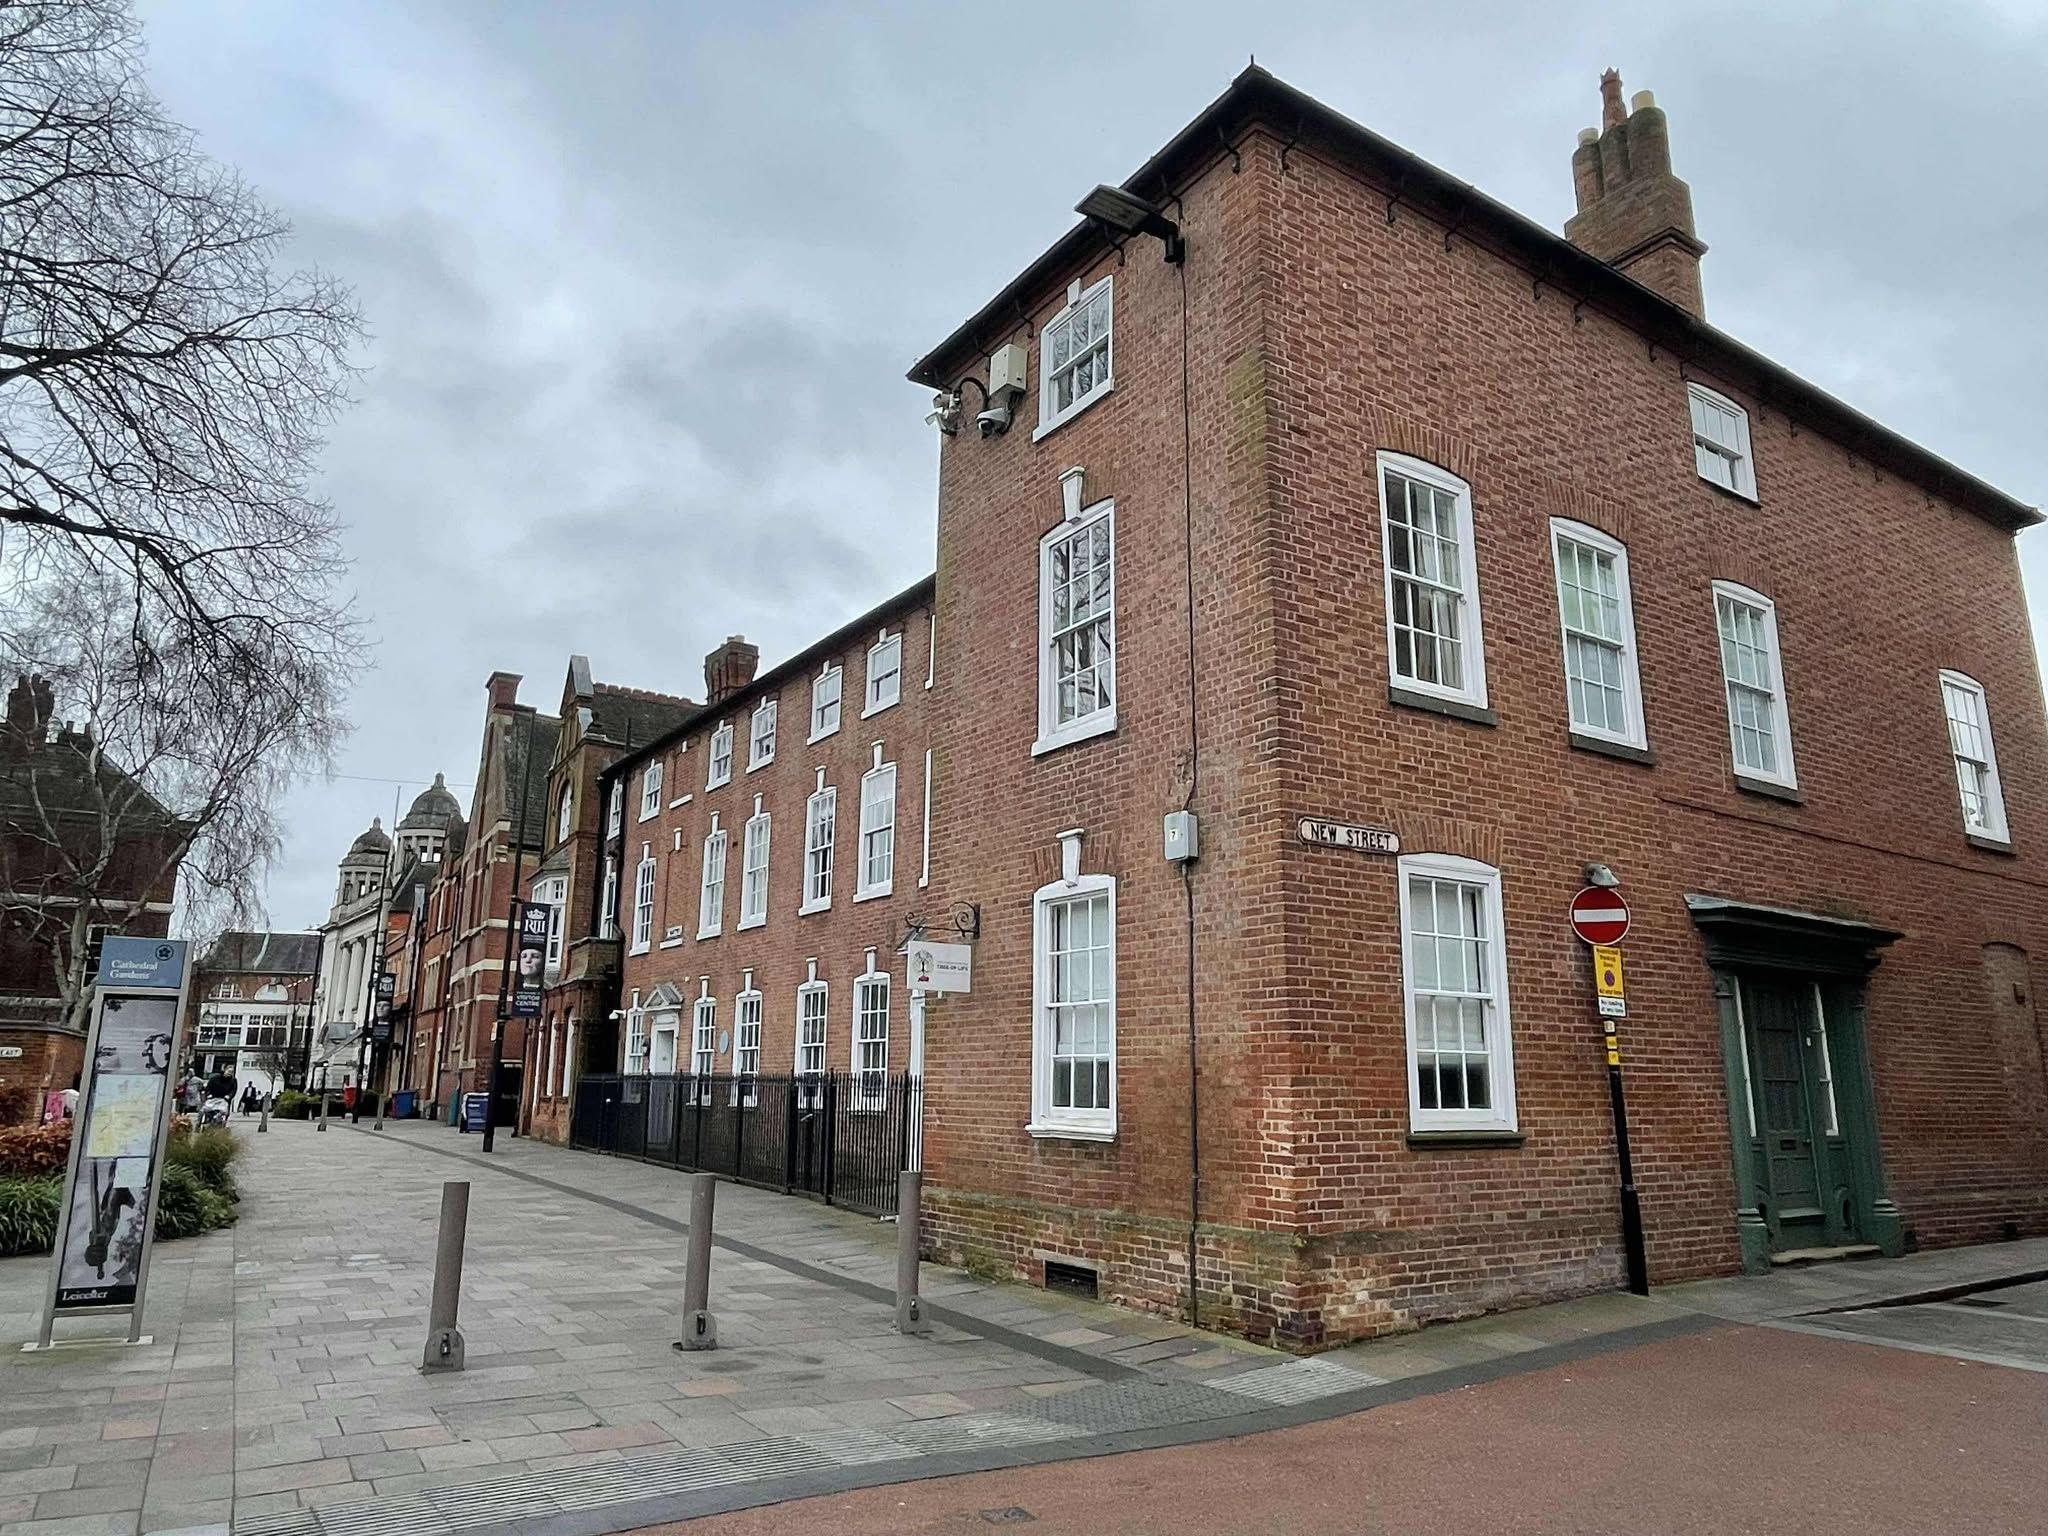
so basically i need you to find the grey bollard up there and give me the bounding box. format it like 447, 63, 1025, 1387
420, 1180, 470, 1373
316, 1090, 328, 1132
895, 1170, 930, 1335
258, 1095, 270, 1134
673, 1173, 718, 1351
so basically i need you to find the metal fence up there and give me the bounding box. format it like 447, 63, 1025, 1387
569, 1072, 922, 1217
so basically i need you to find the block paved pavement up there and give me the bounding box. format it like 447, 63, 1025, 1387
6, 1114, 2040, 1536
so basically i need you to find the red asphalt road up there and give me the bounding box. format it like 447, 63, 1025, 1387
651, 1325, 2048, 1535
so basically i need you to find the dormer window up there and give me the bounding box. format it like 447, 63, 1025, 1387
1036, 275, 1114, 437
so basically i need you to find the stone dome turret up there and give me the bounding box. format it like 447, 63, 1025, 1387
347, 817, 391, 858
399, 772, 462, 832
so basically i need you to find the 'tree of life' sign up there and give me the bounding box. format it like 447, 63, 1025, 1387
1297, 817, 1400, 856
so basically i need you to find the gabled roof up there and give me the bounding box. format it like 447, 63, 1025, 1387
909, 66, 2036, 533
198, 931, 322, 975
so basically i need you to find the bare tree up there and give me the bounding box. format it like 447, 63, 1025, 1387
0, 0, 360, 1023
2, 568, 344, 1031
0, 0, 360, 649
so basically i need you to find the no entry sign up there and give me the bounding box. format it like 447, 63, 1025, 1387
1569, 885, 1631, 945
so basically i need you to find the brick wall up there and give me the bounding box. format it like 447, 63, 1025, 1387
916, 117, 2048, 1347
613, 599, 936, 1088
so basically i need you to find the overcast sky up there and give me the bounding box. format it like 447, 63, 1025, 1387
129, 0, 2048, 932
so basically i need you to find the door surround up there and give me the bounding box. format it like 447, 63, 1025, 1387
1688, 893, 1906, 1274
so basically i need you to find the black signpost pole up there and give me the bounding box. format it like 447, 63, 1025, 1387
1603, 1018, 1650, 1296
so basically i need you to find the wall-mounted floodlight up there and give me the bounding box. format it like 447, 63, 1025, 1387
1076, 184, 1185, 264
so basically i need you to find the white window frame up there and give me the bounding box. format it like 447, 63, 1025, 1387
607, 780, 623, 837
1034, 498, 1117, 755
800, 772, 835, 915
545, 1017, 560, 1099
536, 875, 568, 975
795, 973, 828, 1082
629, 847, 655, 955
856, 748, 896, 901
748, 698, 777, 771
809, 662, 842, 742
1549, 519, 1646, 750
707, 721, 733, 789
919, 749, 932, 889
624, 1001, 648, 1075
698, 813, 727, 939
556, 785, 574, 845
1377, 451, 1488, 710
1034, 273, 1114, 438
1688, 381, 1757, 501
1399, 853, 1517, 1134
639, 760, 663, 821
739, 798, 770, 930
863, 631, 902, 717
852, 961, 889, 1111
1712, 581, 1798, 790
599, 855, 618, 940
1939, 669, 2009, 843
1028, 872, 1117, 1141
690, 991, 717, 1100
733, 977, 761, 1105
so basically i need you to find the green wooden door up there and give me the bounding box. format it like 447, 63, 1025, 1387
1742, 977, 1828, 1251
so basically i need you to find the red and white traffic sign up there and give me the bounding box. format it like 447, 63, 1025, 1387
1569, 885, 1631, 945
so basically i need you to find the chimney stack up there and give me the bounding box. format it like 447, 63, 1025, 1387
485, 671, 523, 711
703, 636, 760, 705
1565, 70, 1707, 317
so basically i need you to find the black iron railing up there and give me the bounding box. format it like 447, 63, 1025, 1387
570, 1072, 922, 1217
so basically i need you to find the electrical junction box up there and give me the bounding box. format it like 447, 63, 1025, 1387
1163, 809, 1199, 863
988, 342, 1029, 400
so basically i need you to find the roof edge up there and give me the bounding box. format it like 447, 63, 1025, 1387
601, 573, 937, 782
908, 66, 2037, 533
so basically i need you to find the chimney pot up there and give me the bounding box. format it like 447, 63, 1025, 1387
1631, 89, 1656, 111
1564, 70, 1706, 317
703, 636, 760, 705
1577, 127, 1599, 146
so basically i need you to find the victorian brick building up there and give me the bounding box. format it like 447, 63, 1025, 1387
595, 594, 936, 1120
516, 658, 693, 1143
0, 675, 189, 1123
881, 66, 2048, 1345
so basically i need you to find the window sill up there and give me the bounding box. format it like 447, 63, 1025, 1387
657, 937, 685, 950
1031, 380, 1115, 443
1697, 474, 1761, 508
706, 776, 731, 793
737, 915, 766, 931
636, 811, 660, 824
696, 927, 722, 942
853, 884, 893, 904
860, 696, 900, 720
746, 757, 772, 774
1966, 831, 2016, 855
1032, 710, 1117, 758
1407, 1129, 1525, 1149
668, 795, 692, 809
628, 943, 650, 957
1026, 1120, 1116, 1143
797, 898, 831, 917
1389, 685, 1498, 727
1569, 730, 1656, 766
807, 725, 839, 745
1733, 773, 1803, 805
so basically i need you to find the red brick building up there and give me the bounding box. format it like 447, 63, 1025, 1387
596, 590, 937, 1119
186, 931, 320, 1097
894, 67, 2048, 1346
517, 658, 693, 1143
0, 675, 188, 1123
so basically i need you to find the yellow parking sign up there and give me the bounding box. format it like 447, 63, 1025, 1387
1593, 944, 1626, 1018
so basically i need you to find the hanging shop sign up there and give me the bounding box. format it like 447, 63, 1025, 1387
1297, 817, 1400, 855
35, 937, 191, 1347
510, 901, 550, 1018
907, 940, 973, 994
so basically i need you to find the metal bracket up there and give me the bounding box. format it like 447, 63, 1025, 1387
895, 902, 982, 951
1215, 124, 1243, 173
1278, 116, 1305, 172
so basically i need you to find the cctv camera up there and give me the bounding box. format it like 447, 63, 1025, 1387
976, 402, 1013, 438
